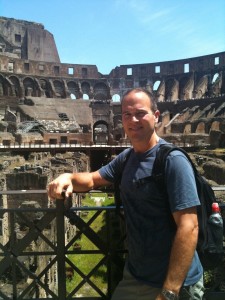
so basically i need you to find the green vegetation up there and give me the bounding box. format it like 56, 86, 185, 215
66, 192, 124, 297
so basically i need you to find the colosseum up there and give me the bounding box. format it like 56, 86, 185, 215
0, 16, 225, 148
0, 16, 225, 299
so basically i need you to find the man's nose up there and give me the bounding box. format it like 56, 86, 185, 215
131, 114, 139, 121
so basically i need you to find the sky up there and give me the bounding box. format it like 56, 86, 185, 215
1, 0, 225, 74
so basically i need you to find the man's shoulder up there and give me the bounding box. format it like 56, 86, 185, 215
157, 142, 188, 159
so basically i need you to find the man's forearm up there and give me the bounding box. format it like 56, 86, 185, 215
70, 172, 95, 192
48, 170, 110, 199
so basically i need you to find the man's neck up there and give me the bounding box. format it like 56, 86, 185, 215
132, 134, 160, 153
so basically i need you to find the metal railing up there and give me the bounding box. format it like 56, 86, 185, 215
0, 189, 224, 299
0, 190, 126, 299
0, 141, 132, 150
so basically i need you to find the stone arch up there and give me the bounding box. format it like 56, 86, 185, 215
53, 80, 65, 98
0, 74, 6, 96
67, 81, 80, 99
83, 93, 89, 100
212, 73, 219, 83
155, 80, 165, 102
23, 77, 35, 97
112, 94, 120, 102
39, 79, 52, 98
9, 75, 22, 97
165, 78, 179, 101
153, 80, 161, 91
0, 75, 16, 96
210, 120, 220, 131
93, 82, 109, 100
183, 123, 192, 134
81, 81, 91, 96
93, 120, 109, 144
81, 81, 91, 94
193, 75, 208, 99
179, 76, 193, 100
210, 72, 223, 97
113, 115, 124, 141
195, 122, 205, 134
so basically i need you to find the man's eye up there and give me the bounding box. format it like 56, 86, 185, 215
123, 113, 131, 118
136, 111, 146, 118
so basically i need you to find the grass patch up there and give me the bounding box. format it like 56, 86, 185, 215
66, 192, 124, 297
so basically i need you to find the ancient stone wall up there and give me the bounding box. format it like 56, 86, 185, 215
0, 17, 224, 104
42, 132, 92, 144
0, 17, 60, 62
0, 17, 225, 147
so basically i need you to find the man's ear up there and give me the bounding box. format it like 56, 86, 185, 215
154, 110, 160, 123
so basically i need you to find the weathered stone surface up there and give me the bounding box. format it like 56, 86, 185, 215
203, 161, 225, 185
0, 16, 225, 147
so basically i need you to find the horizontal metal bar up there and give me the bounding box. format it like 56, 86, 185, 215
0, 185, 224, 196
0, 251, 58, 256
0, 207, 56, 213
0, 189, 47, 195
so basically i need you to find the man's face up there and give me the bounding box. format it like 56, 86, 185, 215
122, 91, 159, 143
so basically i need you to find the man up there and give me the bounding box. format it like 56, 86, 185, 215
48, 88, 204, 300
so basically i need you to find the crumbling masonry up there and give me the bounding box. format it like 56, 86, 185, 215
0, 17, 225, 147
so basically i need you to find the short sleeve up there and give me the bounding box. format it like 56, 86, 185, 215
165, 151, 200, 212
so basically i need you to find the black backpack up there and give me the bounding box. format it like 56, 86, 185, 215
115, 143, 224, 269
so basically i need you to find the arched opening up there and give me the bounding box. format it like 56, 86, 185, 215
183, 124, 191, 134
53, 80, 65, 98
39, 79, 52, 98
196, 122, 205, 134
70, 93, 76, 100
112, 94, 120, 102
94, 82, 109, 100
93, 121, 108, 144
0, 75, 5, 96
9, 76, 21, 97
23, 77, 35, 97
211, 121, 220, 131
67, 81, 80, 98
153, 80, 161, 91
212, 73, 219, 83
179, 76, 190, 100
83, 93, 89, 100
81, 82, 90, 94
165, 78, 179, 101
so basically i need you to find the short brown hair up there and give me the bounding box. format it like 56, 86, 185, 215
121, 88, 158, 112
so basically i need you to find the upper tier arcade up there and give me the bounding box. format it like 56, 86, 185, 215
0, 17, 224, 103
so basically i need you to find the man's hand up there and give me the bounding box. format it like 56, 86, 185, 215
47, 173, 73, 200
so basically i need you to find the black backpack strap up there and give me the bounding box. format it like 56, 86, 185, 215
152, 143, 197, 186
152, 143, 177, 188
153, 143, 195, 183
114, 148, 132, 213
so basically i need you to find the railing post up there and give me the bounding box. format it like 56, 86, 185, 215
56, 199, 67, 299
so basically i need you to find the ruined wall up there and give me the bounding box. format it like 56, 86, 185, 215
0, 53, 224, 103
0, 17, 225, 147
43, 132, 92, 144
0, 17, 224, 104
0, 17, 60, 62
